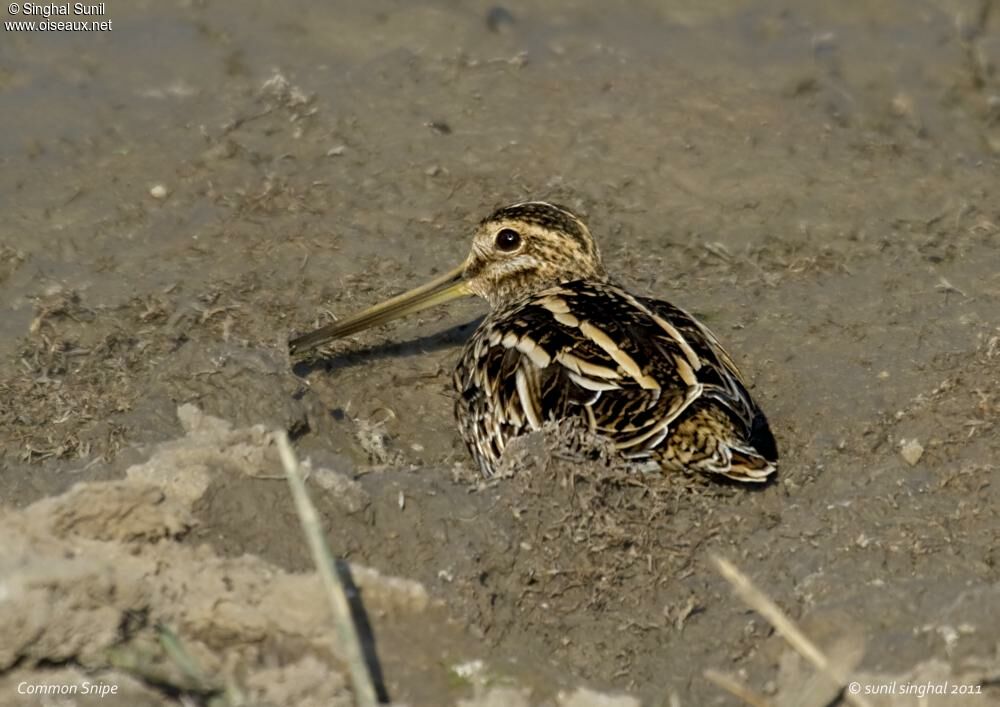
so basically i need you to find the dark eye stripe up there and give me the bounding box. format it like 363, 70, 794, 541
495, 228, 521, 251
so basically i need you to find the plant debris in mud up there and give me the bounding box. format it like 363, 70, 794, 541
2, 288, 138, 462
493, 420, 742, 617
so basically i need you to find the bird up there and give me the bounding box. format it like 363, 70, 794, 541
289, 201, 778, 482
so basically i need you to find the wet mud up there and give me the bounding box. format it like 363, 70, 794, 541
1, 1, 999, 704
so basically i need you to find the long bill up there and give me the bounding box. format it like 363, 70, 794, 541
288, 263, 472, 355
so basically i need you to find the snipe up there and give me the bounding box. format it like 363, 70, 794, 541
290, 201, 778, 482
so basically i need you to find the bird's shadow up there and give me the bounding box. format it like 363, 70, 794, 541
290, 315, 485, 378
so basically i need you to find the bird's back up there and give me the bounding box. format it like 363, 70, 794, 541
453, 279, 777, 481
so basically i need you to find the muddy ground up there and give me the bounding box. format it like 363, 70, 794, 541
2, 0, 1000, 705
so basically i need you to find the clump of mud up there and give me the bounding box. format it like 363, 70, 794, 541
495, 420, 731, 618
0, 405, 425, 706
0, 405, 645, 706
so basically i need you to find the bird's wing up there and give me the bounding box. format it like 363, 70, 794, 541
636, 294, 777, 464
456, 281, 769, 475
635, 296, 758, 430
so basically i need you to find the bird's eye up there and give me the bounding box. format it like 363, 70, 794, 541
495, 228, 522, 252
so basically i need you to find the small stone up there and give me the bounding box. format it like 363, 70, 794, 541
451, 659, 485, 681
150, 184, 169, 200
900, 439, 924, 466
890, 92, 914, 118
326, 145, 346, 157
878, 370, 890, 380
202, 140, 237, 161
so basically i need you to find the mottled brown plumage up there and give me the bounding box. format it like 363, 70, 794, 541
290, 201, 778, 482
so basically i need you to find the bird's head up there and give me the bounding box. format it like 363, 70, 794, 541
289, 201, 607, 354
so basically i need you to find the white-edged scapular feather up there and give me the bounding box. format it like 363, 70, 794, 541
578, 320, 659, 390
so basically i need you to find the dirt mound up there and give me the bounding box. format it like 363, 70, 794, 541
0, 405, 644, 706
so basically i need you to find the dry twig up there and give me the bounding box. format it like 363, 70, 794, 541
703, 668, 772, 707
276, 431, 382, 707
708, 554, 873, 707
